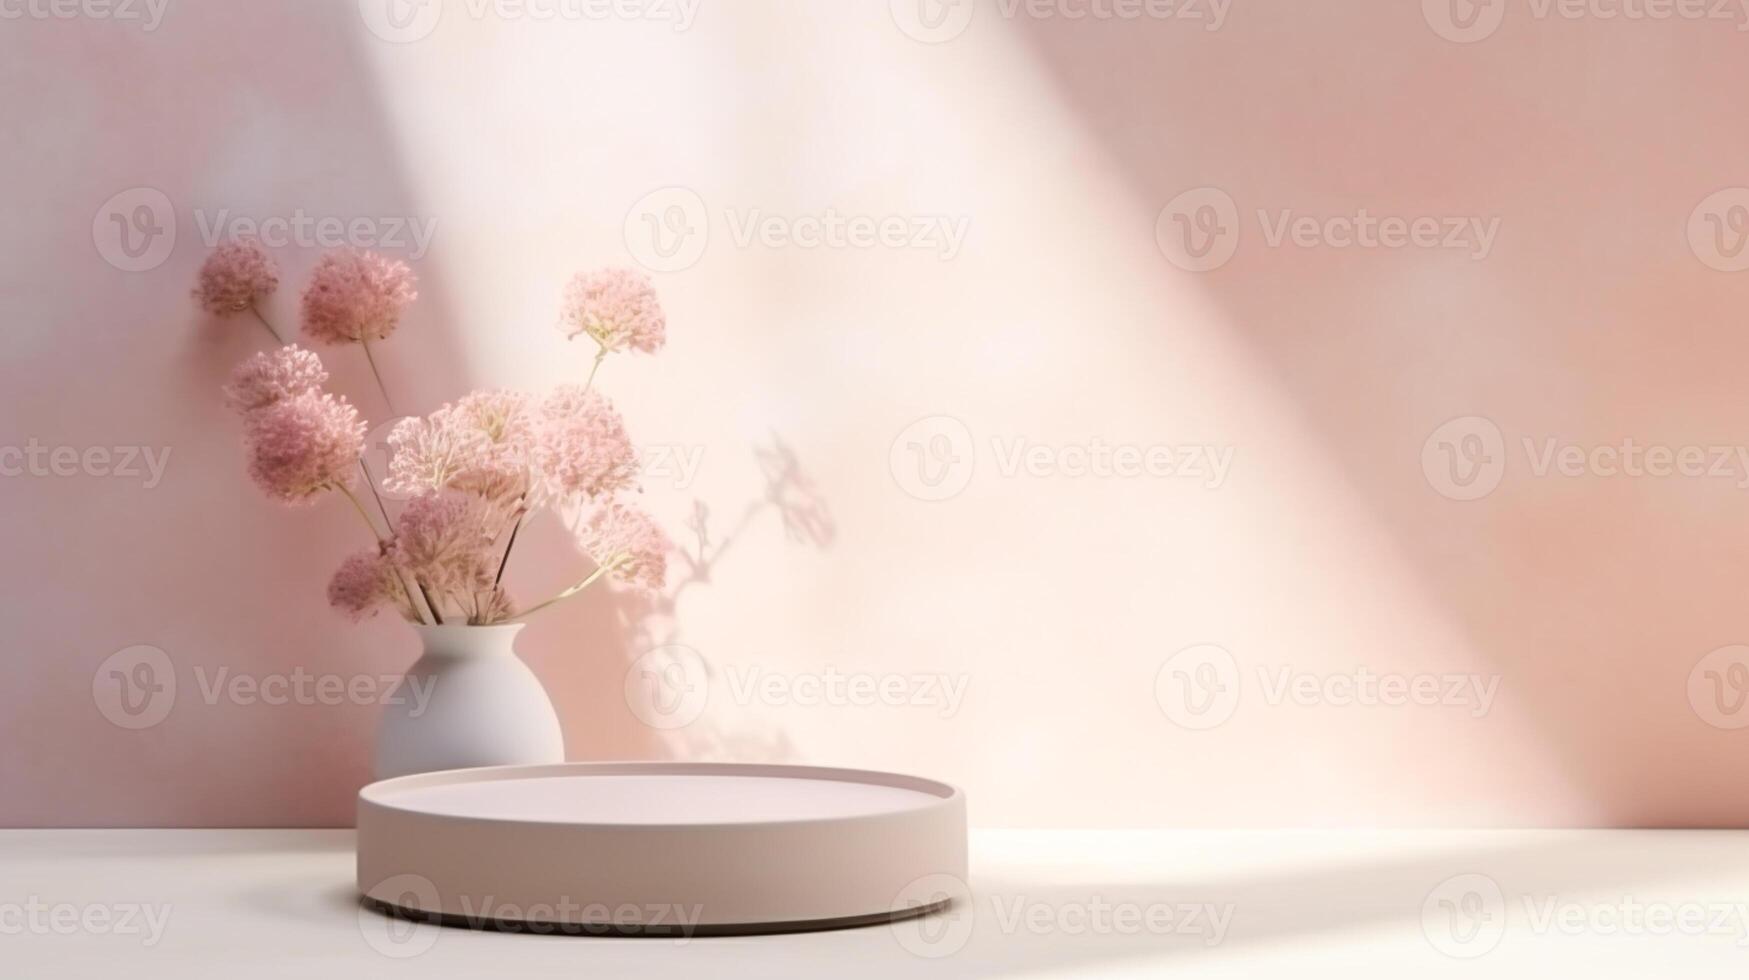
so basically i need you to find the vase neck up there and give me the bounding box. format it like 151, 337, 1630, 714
413, 624, 525, 659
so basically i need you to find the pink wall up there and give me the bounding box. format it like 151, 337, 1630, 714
3, 0, 1748, 827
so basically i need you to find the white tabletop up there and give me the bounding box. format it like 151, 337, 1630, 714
5, 829, 1748, 978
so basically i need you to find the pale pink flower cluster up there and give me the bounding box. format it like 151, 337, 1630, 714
533, 386, 638, 501
389, 490, 500, 595
575, 503, 670, 594
371, 384, 656, 622
242, 389, 366, 505
384, 390, 536, 504
224, 345, 328, 412
558, 268, 666, 354
382, 411, 469, 498
383, 490, 516, 624
222, 343, 363, 504
328, 548, 414, 622
208, 247, 677, 626
448, 390, 537, 501
300, 248, 418, 344
194, 240, 279, 316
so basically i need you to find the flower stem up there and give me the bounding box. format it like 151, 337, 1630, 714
356, 457, 394, 520
495, 507, 527, 587
248, 306, 284, 345
337, 483, 383, 539
360, 338, 397, 416
351, 341, 435, 623
338, 481, 436, 626
512, 555, 625, 621
419, 583, 445, 625
582, 345, 608, 393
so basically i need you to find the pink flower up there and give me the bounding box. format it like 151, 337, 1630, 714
575, 502, 669, 593
453, 389, 535, 447
194, 240, 279, 316
558, 268, 666, 354
534, 386, 638, 501
447, 390, 535, 501
328, 548, 414, 622
384, 391, 535, 503
383, 409, 467, 498
300, 248, 418, 344
389, 490, 500, 596
223, 345, 328, 413
243, 390, 366, 504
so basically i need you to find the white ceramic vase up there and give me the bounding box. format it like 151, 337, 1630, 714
373, 623, 565, 781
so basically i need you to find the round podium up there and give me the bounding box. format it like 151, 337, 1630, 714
357, 762, 968, 936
